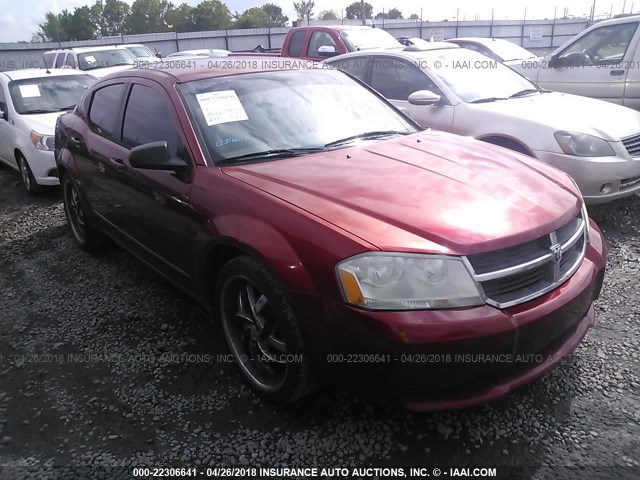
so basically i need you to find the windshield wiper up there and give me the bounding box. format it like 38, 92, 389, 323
22, 108, 59, 114
324, 130, 411, 148
56, 105, 76, 111
217, 147, 325, 165
508, 88, 541, 99
469, 97, 508, 104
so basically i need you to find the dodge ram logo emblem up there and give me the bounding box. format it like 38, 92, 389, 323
551, 244, 562, 264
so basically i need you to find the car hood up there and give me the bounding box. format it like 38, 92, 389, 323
223, 131, 581, 255
472, 91, 640, 140
85, 65, 134, 78
18, 111, 65, 135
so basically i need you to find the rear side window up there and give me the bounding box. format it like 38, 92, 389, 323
43, 53, 55, 68
288, 31, 306, 57
370, 57, 443, 101
88, 84, 125, 139
330, 57, 368, 81
121, 84, 187, 160
54, 54, 65, 68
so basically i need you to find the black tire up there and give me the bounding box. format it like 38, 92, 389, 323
215, 255, 311, 404
62, 175, 106, 250
17, 154, 42, 195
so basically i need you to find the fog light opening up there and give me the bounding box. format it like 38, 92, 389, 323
599, 183, 612, 194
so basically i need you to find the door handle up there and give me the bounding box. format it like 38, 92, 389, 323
610, 69, 625, 76
68, 136, 85, 150
109, 157, 126, 171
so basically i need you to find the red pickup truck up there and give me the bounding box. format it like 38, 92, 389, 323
239, 25, 402, 61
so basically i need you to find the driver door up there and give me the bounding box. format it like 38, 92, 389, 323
538, 20, 640, 104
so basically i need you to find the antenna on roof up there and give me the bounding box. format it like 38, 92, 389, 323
42, 56, 51, 74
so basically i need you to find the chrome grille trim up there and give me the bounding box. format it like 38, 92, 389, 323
621, 132, 640, 157
465, 212, 588, 309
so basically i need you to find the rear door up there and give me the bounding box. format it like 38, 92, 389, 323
538, 20, 640, 104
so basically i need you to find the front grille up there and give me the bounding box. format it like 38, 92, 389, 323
621, 133, 640, 157
621, 175, 640, 190
466, 211, 587, 308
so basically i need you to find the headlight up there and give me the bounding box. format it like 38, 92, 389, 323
336, 253, 484, 310
30, 130, 55, 151
554, 131, 614, 157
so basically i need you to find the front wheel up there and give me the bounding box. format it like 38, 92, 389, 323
215, 256, 311, 404
62, 176, 105, 250
18, 154, 41, 195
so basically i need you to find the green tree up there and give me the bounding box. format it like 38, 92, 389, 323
345, 2, 373, 20
293, 1, 315, 23
166, 2, 196, 32
125, 0, 173, 34
69, 5, 97, 40
192, 0, 233, 31
35, 10, 75, 42
409, 13, 420, 20
319, 10, 338, 20
235, 7, 269, 28
262, 3, 289, 27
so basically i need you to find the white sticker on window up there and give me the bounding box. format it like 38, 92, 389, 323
196, 90, 249, 126
85, 55, 97, 63
19, 85, 41, 98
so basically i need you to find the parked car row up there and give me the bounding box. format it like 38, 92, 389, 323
0, 20, 632, 410
50, 56, 608, 411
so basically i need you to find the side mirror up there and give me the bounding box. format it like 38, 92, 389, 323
318, 45, 338, 57
128, 141, 188, 174
548, 53, 559, 68
408, 90, 442, 106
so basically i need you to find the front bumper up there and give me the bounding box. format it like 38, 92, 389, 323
293, 220, 607, 411
25, 146, 59, 186
533, 149, 640, 204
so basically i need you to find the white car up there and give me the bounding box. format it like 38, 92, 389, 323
327, 47, 640, 204
447, 37, 537, 62
508, 15, 640, 109
165, 49, 230, 58
0, 69, 95, 193
44, 46, 138, 78
121, 43, 158, 61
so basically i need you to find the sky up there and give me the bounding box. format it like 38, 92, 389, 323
0, 0, 634, 43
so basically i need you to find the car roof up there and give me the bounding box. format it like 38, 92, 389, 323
327, 44, 460, 61
449, 37, 514, 46
1, 68, 93, 81
102, 57, 313, 84
293, 24, 375, 31
45, 45, 133, 54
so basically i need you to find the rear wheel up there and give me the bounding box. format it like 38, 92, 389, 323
62, 176, 105, 250
215, 256, 311, 404
17, 154, 41, 195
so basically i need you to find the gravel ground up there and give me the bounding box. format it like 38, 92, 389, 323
0, 163, 638, 480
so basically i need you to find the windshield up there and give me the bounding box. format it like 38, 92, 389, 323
77, 49, 136, 70
340, 28, 401, 51
484, 40, 536, 61
425, 50, 538, 103
127, 46, 155, 58
9, 75, 95, 114
179, 69, 417, 164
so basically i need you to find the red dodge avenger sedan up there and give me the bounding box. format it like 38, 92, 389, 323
55, 60, 607, 410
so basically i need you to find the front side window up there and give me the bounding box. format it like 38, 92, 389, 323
370, 57, 442, 101
54, 54, 65, 68
121, 84, 187, 160
77, 49, 136, 71
339, 28, 401, 52
558, 22, 639, 66
8, 75, 95, 115
307, 31, 338, 57
65, 54, 77, 68
179, 69, 417, 164
87, 83, 126, 138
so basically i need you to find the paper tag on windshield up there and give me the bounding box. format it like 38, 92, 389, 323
196, 90, 248, 126
19, 85, 41, 98
85, 55, 97, 63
